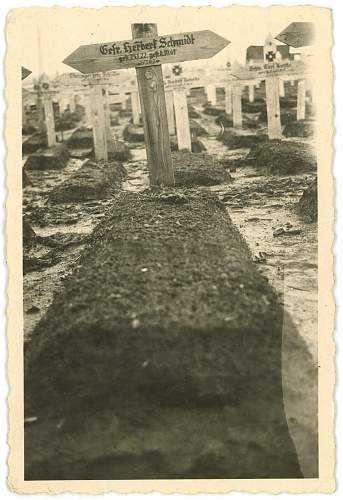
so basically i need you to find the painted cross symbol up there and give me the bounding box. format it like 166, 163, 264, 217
172, 65, 182, 76
266, 50, 276, 62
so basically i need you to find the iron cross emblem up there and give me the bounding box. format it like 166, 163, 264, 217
172, 65, 182, 76
266, 50, 276, 62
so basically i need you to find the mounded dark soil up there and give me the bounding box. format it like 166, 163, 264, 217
67, 127, 93, 150
246, 140, 317, 175
241, 98, 266, 114
215, 113, 259, 130
25, 189, 302, 480
218, 129, 268, 149
22, 132, 48, 154
172, 152, 231, 186
24, 145, 70, 171
123, 123, 145, 143
105, 140, 132, 162
48, 160, 126, 203
203, 105, 226, 116
170, 138, 207, 154
296, 179, 317, 222
283, 120, 315, 139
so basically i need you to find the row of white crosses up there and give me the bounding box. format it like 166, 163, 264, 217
63, 23, 229, 186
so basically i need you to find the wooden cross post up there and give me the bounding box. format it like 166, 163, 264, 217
297, 79, 306, 120
173, 89, 191, 151
165, 90, 176, 135
102, 86, 115, 143
232, 84, 242, 128
132, 23, 174, 186
206, 83, 217, 105
225, 84, 232, 114
82, 90, 92, 126
278, 79, 285, 97
42, 91, 57, 147
63, 25, 229, 186
90, 84, 108, 161
248, 83, 254, 103
130, 90, 140, 125
263, 34, 282, 139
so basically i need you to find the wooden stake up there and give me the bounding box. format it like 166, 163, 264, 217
206, 83, 216, 105
69, 94, 76, 112
36, 94, 45, 132
248, 84, 254, 103
102, 86, 114, 143
59, 91, 69, 113
42, 93, 56, 147
165, 90, 175, 135
297, 79, 306, 120
132, 23, 174, 187
278, 79, 285, 97
131, 90, 140, 125
90, 84, 108, 161
225, 84, 232, 114
173, 89, 191, 151
232, 84, 242, 128
265, 76, 282, 139
83, 92, 92, 126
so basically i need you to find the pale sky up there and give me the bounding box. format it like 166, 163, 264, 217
13, 5, 315, 82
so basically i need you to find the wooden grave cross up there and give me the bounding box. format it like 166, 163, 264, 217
31, 77, 57, 147
63, 23, 229, 186
231, 35, 310, 139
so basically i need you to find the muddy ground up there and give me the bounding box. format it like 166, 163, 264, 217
23, 86, 318, 479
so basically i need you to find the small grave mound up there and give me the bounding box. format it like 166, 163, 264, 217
172, 151, 231, 186
22, 124, 38, 136
247, 140, 317, 175
218, 129, 268, 149
67, 127, 93, 150
48, 159, 126, 203
283, 120, 315, 138
241, 98, 266, 113
123, 124, 145, 143
23, 145, 70, 171
296, 180, 317, 222
24, 190, 302, 480
107, 140, 132, 162
170, 138, 207, 154
22, 132, 48, 155
203, 104, 225, 116
215, 113, 259, 129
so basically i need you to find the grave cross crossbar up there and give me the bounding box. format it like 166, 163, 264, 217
64, 23, 229, 187
63, 29, 229, 73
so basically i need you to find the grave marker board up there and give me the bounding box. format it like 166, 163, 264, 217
63, 30, 229, 73
275, 22, 315, 48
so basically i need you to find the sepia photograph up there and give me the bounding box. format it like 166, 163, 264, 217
5, 4, 334, 494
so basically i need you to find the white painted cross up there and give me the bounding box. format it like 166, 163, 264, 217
231, 36, 310, 139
